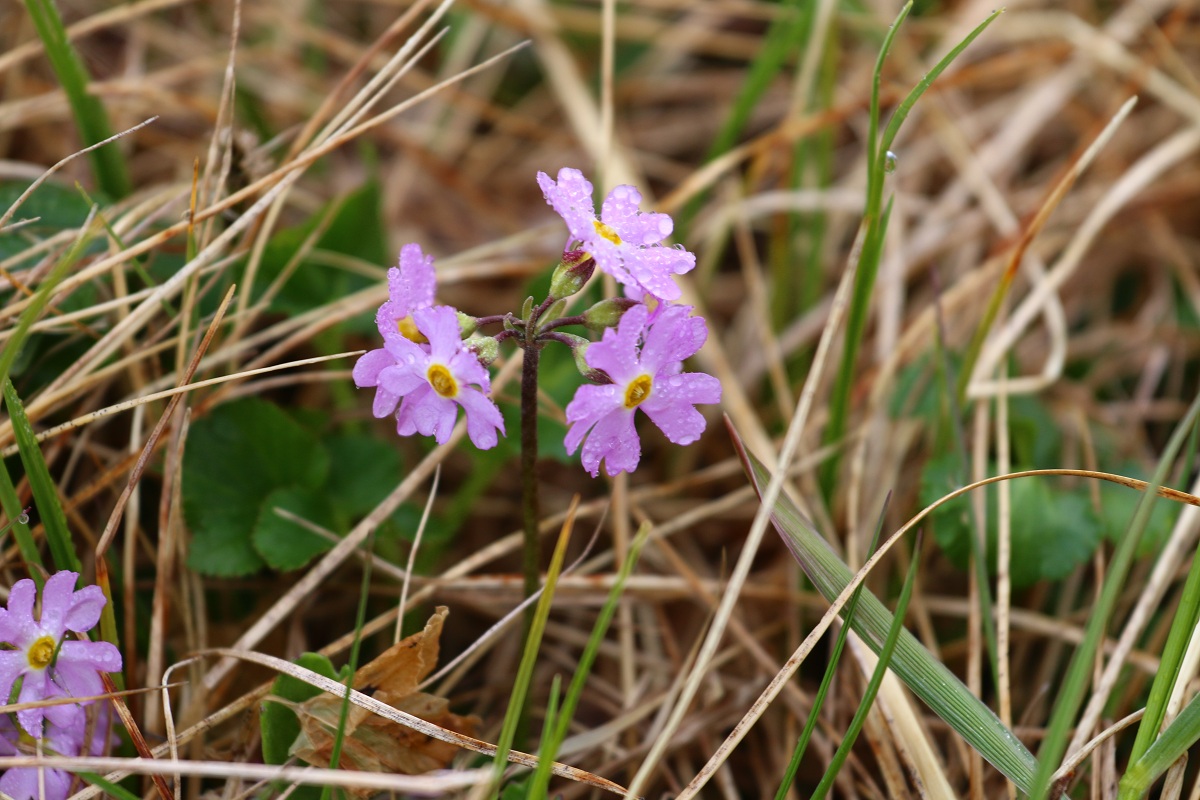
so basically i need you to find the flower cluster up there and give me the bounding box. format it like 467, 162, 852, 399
354, 168, 721, 477
0, 572, 122, 800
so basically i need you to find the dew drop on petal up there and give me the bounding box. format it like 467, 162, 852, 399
884, 151, 898, 174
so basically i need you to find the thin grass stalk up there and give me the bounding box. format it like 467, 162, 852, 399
1030, 392, 1200, 799
526, 521, 651, 797
22, 0, 132, 199
773, 496, 890, 800
1122, 692, 1200, 798
321, 531, 375, 800
490, 505, 575, 791
0, 468, 43, 579
811, 531, 924, 800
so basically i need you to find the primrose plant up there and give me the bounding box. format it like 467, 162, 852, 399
0, 571, 122, 800
354, 168, 721, 591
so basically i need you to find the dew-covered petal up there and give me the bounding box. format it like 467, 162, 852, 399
377, 363, 428, 409
587, 240, 632, 287
601, 185, 672, 246
447, 349, 491, 393
16, 670, 53, 737
639, 305, 707, 374
413, 306, 464, 362
457, 389, 506, 450
37, 573, 79, 638
400, 391, 458, 445
352, 348, 394, 389
0, 579, 38, 646
394, 386, 430, 437
0, 651, 27, 714
564, 384, 621, 455
538, 169, 597, 242
393, 243, 436, 311
641, 372, 722, 445
624, 246, 693, 302
62, 583, 105, 635
584, 304, 648, 384
581, 406, 640, 477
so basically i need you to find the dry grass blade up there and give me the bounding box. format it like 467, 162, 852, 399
202, 648, 632, 796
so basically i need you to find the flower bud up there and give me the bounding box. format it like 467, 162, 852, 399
558, 333, 609, 383
581, 297, 639, 331
548, 250, 595, 301
464, 333, 500, 366
457, 311, 478, 338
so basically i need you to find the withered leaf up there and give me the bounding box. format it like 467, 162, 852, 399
289, 606, 479, 791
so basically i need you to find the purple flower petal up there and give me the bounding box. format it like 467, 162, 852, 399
581, 407, 640, 477
538, 169, 597, 243
352, 348, 394, 389
639, 304, 707, 374
414, 306, 464, 362
16, 670, 53, 736
38, 572, 79, 637
62, 585, 105, 635
0, 651, 26, 715
394, 243, 436, 311
624, 246, 693, 302
564, 384, 621, 456
641, 372, 721, 445
584, 304, 647, 383
1, 763, 74, 800
601, 185, 673, 246
457, 388, 506, 450
0, 579, 37, 645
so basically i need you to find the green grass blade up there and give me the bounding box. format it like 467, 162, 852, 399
3, 379, 81, 574
733, 430, 1039, 791
490, 515, 574, 790
525, 521, 651, 798
1029, 391, 1200, 800
774, 497, 890, 800
1120, 691, 1200, 798
1126, 506, 1200, 766
811, 530, 923, 800
78, 773, 141, 800
0, 465, 44, 579
23, 0, 132, 199
0, 213, 97, 391
527, 675, 562, 793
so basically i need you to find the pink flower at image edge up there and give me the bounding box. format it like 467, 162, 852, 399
0, 571, 122, 738
565, 304, 721, 477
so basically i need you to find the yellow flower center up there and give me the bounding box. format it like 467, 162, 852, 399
427, 364, 458, 398
397, 315, 428, 344
27, 635, 55, 670
624, 375, 652, 409
593, 219, 622, 246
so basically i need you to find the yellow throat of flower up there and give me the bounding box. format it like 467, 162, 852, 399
27, 635, 55, 670
397, 315, 428, 343
593, 219, 622, 246
624, 374, 652, 409
427, 364, 458, 398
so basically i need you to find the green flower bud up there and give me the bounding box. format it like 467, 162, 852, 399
581, 297, 639, 331
559, 334, 608, 383
465, 333, 500, 366
548, 250, 595, 301
457, 311, 478, 338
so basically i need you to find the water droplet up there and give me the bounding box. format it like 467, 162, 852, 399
17, 512, 29, 525
884, 151, 898, 174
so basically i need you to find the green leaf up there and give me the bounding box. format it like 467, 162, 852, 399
322, 433, 402, 518
921, 455, 1100, 587
253, 486, 337, 572
733, 429, 1040, 792
183, 398, 329, 576
255, 183, 387, 318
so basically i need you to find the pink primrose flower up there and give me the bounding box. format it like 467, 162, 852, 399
374, 305, 505, 449
0, 572, 122, 738
0, 693, 115, 800
537, 168, 694, 303
565, 304, 721, 477
353, 243, 438, 412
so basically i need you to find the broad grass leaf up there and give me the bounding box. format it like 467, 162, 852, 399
183, 397, 329, 576
260, 652, 348, 800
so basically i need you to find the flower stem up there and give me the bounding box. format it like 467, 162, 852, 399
520, 337, 542, 611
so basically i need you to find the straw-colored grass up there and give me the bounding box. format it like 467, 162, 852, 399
2, 0, 1200, 797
